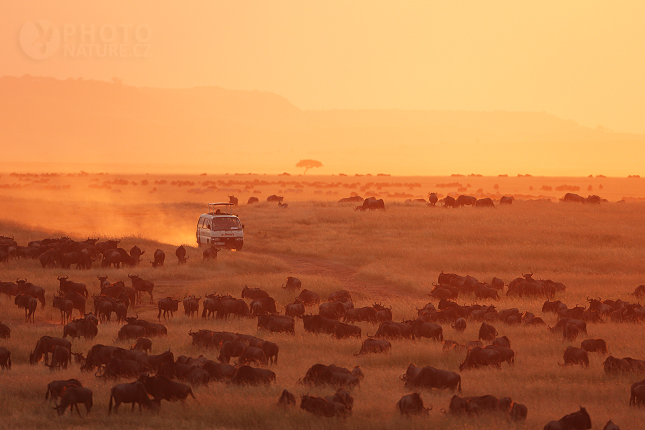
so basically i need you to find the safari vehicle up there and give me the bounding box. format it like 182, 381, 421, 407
196, 203, 244, 250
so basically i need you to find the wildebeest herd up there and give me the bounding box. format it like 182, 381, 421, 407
1, 234, 644, 428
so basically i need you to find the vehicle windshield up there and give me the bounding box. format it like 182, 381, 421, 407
211, 217, 241, 231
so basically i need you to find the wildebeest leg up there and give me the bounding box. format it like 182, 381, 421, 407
149, 291, 153, 305
75, 403, 82, 417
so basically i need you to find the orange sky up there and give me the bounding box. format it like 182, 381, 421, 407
3, 1, 645, 135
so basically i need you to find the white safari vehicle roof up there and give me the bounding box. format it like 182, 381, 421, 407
206, 202, 235, 215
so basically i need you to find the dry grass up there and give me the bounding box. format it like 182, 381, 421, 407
1, 192, 645, 429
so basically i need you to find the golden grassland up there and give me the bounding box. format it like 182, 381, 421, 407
1, 180, 645, 429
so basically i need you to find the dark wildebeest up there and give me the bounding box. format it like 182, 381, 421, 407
301, 364, 360, 389
108, 381, 159, 414
137, 374, 197, 402
476, 197, 495, 207
285, 299, 305, 317
300, 394, 350, 418
45, 379, 82, 402
129, 246, 145, 266
259, 341, 279, 365
175, 246, 188, 265
241, 285, 270, 300
297, 289, 320, 306
250, 297, 277, 316
630, 379, 645, 406
277, 389, 296, 407
485, 345, 515, 366
397, 392, 431, 415
182, 295, 200, 317
561, 193, 586, 203
237, 347, 268, 366
150, 249, 165, 268
563, 323, 580, 342
511, 403, 528, 421
128, 274, 154, 304
53, 386, 93, 417
247, 197, 259, 205
0, 347, 11, 369
228, 195, 238, 205
15, 293, 38, 323
355, 338, 391, 355
283, 276, 302, 290
31, 336, 72, 366
451, 318, 467, 332
581, 338, 608, 354
49, 345, 71, 370
459, 347, 502, 371
325, 389, 354, 411
478, 322, 497, 341
203, 245, 220, 260
57, 277, 88, 298
53, 295, 73, 324
257, 315, 295, 334
131, 337, 152, 353
560, 346, 589, 367
157, 297, 180, 319
543, 406, 591, 430
456, 195, 477, 207
402, 364, 461, 392
492, 336, 511, 349
500, 196, 514, 205
218, 341, 246, 363
230, 365, 276, 385
0, 322, 10, 339
267, 195, 284, 203
442, 196, 456, 208
428, 192, 439, 206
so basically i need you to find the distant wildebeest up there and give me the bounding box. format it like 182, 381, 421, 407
57, 276, 88, 298
297, 289, 320, 306
203, 245, 219, 260
53, 386, 93, 417
397, 392, 430, 415
456, 195, 476, 207
285, 299, 305, 317
108, 381, 159, 414
300, 394, 350, 418
355, 197, 385, 211
267, 195, 284, 203
355, 338, 391, 355
511, 402, 528, 421
442, 196, 456, 208
283, 276, 301, 290
560, 193, 586, 203
0, 347, 11, 369
543, 406, 591, 430
157, 297, 180, 319
15, 293, 37, 323
182, 295, 200, 317
129, 246, 145, 265
48, 345, 71, 371
476, 197, 495, 207
228, 195, 238, 205
175, 246, 188, 265
402, 364, 461, 392
230, 365, 276, 385
428, 192, 438, 206
241, 285, 270, 300
45, 379, 82, 402
131, 337, 152, 354
150, 249, 165, 268
247, 197, 259, 205
300, 364, 361, 389
128, 274, 154, 304
581, 338, 607, 354
478, 322, 497, 341
560, 346, 589, 367
459, 347, 502, 371
277, 389, 296, 407
500, 196, 514, 204
630, 379, 645, 407
0, 322, 10, 339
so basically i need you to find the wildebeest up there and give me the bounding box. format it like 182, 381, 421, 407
563, 323, 580, 342
128, 274, 154, 304
175, 245, 188, 265
397, 392, 431, 415
444, 394, 479, 415
157, 297, 180, 319
630, 379, 645, 406
57, 276, 88, 298
459, 347, 502, 371
230, 365, 276, 385
31, 336, 72, 366
300, 394, 350, 418
355, 338, 391, 355
267, 195, 284, 203
603, 356, 645, 374
283, 276, 302, 290
53, 294, 73, 324
301, 364, 360, 389
511, 402, 528, 421
182, 295, 200, 317
543, 406, 591, 430
476, 197, 495, 207
560, 346, 589, 367
581, 338, 608, 354
277, 389, 296, 407
15, 293, 37, 323
129, 246, 145, 266
344, 306, 377, 323
428, 192, 438, 206
402, 364, 461, 392
355, 197, 385, 211
371, 321, 414, 340
485, 345, 515, 366
241, 285, 270, 299
0, 347, 11, 369
258, 341, 279, 365
561, 193, 586, 203
500, 196, 514, 205
48, 345, 71, 370
250, 297, 277, 316
285, 299, 306, 317
218, 341, 246, 363
451, 318, 467, 332
150, 249, 165, 268
108, 381, 159, 414
478, 322, 497, 341
0, 322, 10, 339
297, 289, 320, 306
257, 315, 295, 334
53, 386, 93, 417
237, 347, 268, 366
247, 197, 259, 205
138, 374, 197, 402
202, 245, 219, 260
45, 379, 82, 402
131, 337, 152, 353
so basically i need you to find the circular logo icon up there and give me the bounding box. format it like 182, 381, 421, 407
20, 20, 60, 60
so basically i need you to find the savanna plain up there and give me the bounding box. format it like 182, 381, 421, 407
0, 173, 644, 430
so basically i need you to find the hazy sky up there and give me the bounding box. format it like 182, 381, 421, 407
3, 1, 645, 134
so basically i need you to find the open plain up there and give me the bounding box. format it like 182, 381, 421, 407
1, 173, 645, 429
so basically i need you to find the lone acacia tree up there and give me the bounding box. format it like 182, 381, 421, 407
296, 159, 323, 175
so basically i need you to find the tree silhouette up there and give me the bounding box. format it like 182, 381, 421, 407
295, 159, 323, 175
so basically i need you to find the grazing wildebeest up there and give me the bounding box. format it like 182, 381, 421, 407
485, 345, 515, 366
108, 381, 159, 414
0, 322, 10, 339
257, 315, 295, 334
49, 345, 71, 370
401, 364, 461, 392
277, 389, 296, 407
45, 379, 82, 402
230, 365, 276, 385
500, 196, 514, 205
355, 338, 391, 355
581, 338, 608, 354
285, 299, 306, 317
53, 386, 93, 417
397, 392, 431, 415
325, 389, 354, 411
267, 195, 284, 203
492, 336, 511, 348
451, 318, 467, 332
560, 346, 589, 367
129, 246, 145, 266
182, 295, 200, 317
283, 276, 302, 290
203, 245, 220, 260
241, 285, 270, 299
150, 249, 165, 268
237, 347, 268, 366
259, 341, 279, 365
297, 289, 320, 306
247, 197, 259, 205
630, 379, 645, 406
0, 347, 11, 369
478, 322, 497, 341
131, 338, 152, 353
476, 197, 495, 207
543, 406, 591, 430
300, 394, 350, 418
175, 245, 188, 265
301, 364, 360, 389
459, 347, 502, 371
